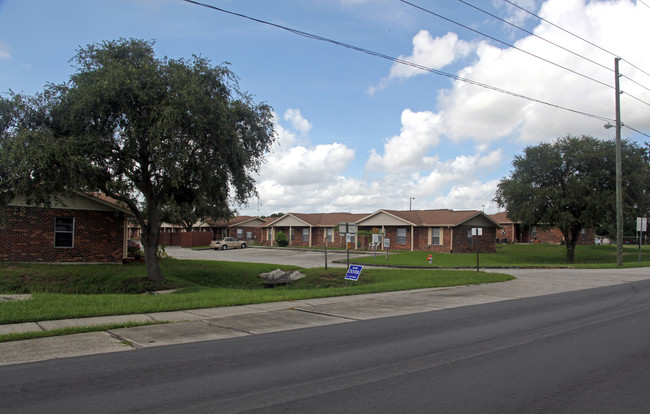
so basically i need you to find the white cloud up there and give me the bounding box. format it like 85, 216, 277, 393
367, 31, 476, 95
496, 0, 540, 27
439, 0, 650, 143
411, 147, 503, 194
263, 142, 355, 186
366, 109, 444, 172
258, 110, 356, 191
283, 108, 312, 136
0, 42, 11, 60
430, 180, 501, 213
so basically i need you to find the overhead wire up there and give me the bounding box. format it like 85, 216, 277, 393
502, 0, 650, 80
398, 0, 614, 91
456, 0, 650, 96
180, 0, 650, 139
401, 0, 650, 108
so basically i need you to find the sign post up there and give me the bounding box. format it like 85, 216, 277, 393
384, 237, 390, 262
344, 265, 363, 289
372, 233, 379, 260
637, 217, 647, 263
340, 222, 357, 269
324, 234, 328, 270
472, 228, 483, 272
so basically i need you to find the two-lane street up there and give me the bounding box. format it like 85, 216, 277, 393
3, 278, 650, 413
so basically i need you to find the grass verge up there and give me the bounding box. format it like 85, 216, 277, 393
0, 260, 513, 324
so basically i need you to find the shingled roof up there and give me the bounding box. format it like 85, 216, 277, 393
365, 209, 498, 227
288, 212, 369, 227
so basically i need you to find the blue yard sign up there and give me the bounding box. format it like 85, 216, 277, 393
345, 265, 363, 281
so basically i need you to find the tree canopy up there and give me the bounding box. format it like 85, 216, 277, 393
0, 38, 275, 281
494, 134, 649, 263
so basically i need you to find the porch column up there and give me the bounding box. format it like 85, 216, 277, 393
309, 226, 313, 247
410, 225, 414, 252
289, 225, 292, 246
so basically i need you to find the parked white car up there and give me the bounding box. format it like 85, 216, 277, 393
210, 237, 247, 250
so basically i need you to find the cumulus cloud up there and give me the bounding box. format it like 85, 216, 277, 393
366, 109, 444, 172
257, 110, 356, 191
439, 0, 650, 143
430, 179, 501, 213
409, 146, 503, 195
368, 31, 475, 95
283, 108, 312, 136
497, 0, 540, 27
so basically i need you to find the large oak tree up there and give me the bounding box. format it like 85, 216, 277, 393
0, 39, 275, 282
494, 134, 649, 263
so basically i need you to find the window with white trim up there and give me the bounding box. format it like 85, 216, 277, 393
302, 228, 309, 242
54, 217, 74, 248
467, 229, 473, 246
397, 228, 407, 245
236, 228, 243, 239
431, 227, 441, 245
581, 228, 586, 241
326, 228, 333, 243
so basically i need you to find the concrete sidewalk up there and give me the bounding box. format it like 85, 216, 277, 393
1, 267, 649, 366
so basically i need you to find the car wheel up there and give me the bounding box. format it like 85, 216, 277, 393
221, 245, 227, 250
241, 243, 247, 249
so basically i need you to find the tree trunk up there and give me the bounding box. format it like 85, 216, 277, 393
141, 225, 164, 283
565, 243, 575, 264
562, 227, 579, 264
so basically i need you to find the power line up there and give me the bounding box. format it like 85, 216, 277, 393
455, 0, 612, 74
456, 0, 650, 96
180, 0, 650, 139
402, 0, 650, 108
637, 0, 650, 10
502, 0, 650, 80
398, 0, 613, 91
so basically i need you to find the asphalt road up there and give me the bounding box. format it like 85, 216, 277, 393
3, 278, 650, 413
165, 245, 377, 268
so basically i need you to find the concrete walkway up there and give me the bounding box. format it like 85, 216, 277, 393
1, 267, 648, 366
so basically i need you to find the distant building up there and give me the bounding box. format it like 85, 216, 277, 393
489, 212, 595, 245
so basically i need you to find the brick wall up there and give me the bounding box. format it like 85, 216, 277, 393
0, 206, 125, 263
452, 225, 497, 254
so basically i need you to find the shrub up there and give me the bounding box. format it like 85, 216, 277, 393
275, 231, 289, 247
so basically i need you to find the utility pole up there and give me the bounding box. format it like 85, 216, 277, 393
615, 57, 623, 267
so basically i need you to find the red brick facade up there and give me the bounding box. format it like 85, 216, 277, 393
1, 206, 126, 263
491, 213, 596, 245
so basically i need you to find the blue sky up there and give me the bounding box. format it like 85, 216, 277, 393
1, 0, 649, 216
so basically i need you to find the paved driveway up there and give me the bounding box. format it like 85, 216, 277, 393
165, 246, 372, 268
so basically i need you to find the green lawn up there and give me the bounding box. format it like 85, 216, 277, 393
4, 243, 647, 327
353, 244, 650, 268
0, 259, 513, 324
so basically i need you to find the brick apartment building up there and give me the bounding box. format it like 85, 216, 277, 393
490, 212, 596, 245
1, 192, 129, 263
263, 209, 501, 254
